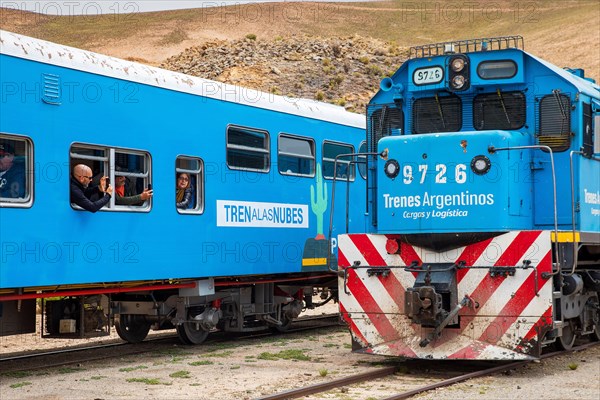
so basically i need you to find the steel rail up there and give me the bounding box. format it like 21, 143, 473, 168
255, 366, 399, 400
380, 342, 599, 400
257, 342, 599, 400
0, 314, 342, 373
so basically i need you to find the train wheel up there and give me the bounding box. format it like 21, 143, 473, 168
114, 314, 150, 343
176, 321, 209, 345
270, 315, 293, 333
592, 294, 600, 342
592, 322, 600, 342
557, 319, 576, 350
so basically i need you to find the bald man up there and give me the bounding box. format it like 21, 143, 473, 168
70, 164, 113, 212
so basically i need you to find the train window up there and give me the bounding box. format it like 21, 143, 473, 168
114, 150, 151, 209
358, 141, 367, 180
322, 141, 355, 181
368, 105, 403, 153
473, 91, 526, 130
70, 144, 151, 212
477, 60, 517, 80
176, 156, 204, 214
538, 93, 571, 151
0, 134, 33, 208
412, 94, 462, 134
277, 134, 315, 177
226, 125, 270, 172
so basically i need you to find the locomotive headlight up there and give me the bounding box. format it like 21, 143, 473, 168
451, 75, 465, 90
451, 57, 465, 72
384, 159, 400, 179
471, 155, 491, 175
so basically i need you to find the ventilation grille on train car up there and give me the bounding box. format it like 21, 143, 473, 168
536, 92, 571, 151
42, 73, 61, 105
412, 95, 462, 134
367, 104, 404, 153
473, 91, 526, 130
366, 103, 403, 228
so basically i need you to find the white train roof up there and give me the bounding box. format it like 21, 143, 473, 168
0, 30, 366, 129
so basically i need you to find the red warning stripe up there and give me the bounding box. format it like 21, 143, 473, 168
399, 241, 422, 267
340, 302, 369, 346
494, 231, 542, 266
456, 237, 495, 283
348, 235, 387, 266
447, 340, 491, 360
338, 247, 351, 268
376, 270, 405, 311
345, 267, 400, 343
519, 306, 553, 346
478, 250, 553, 344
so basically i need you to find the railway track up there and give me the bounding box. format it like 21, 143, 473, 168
257, 341, 599, 400
0, 313, 341, 374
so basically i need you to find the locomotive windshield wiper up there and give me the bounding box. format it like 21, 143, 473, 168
434, 93, 446, 129
552, 89, 568, 134
496, 89, 511, 126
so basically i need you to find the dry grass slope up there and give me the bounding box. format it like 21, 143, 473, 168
1, 0, 598, 108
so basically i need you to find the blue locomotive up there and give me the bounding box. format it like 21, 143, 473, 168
0, 30, 366, 344
338, 36, 600, 359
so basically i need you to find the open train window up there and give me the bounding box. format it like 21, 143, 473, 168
226, 125, 270, 172
537, 92, 571, 151
176, 156, 204, 214
70, 144, 151, 212
277, 134, 315, 177
412, 94, 462, 134
473, 91, 526, 130
322, 141, 355, 181
0, 134, 33, 208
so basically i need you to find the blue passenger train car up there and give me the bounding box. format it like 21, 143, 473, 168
338, 36, 600, 360
0, 30, 366, 343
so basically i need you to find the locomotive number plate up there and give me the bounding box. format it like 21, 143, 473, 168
413, 66, 444, 85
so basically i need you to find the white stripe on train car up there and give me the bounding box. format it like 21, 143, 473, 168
0, 30, 365, 128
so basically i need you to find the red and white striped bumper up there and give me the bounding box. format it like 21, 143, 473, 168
338, 231, 554, 360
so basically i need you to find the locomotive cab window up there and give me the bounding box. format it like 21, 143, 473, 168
322, 141, 355, 181
226, 125, 270, 172
477, 60, 517, 80
70, 144, 151, 212
176, 156, 204, 214
278, 134, 315, 177
0, 134, 33, 208
537, 92, 572, 151
412, 94, 462, 134
473, 91, 526, 130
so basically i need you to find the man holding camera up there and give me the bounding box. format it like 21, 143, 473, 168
70, 164, 113, 212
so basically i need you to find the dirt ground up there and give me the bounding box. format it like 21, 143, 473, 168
1, 312, 598, 400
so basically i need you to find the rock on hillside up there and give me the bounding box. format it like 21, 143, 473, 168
160, 35, 408, 113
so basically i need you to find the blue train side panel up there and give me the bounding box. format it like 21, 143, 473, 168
0, 30, 367, 341
0, 48, 365, 287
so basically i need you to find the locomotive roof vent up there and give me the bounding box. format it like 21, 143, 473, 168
409, 36, 524, 59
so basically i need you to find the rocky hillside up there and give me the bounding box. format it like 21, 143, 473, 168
160, 35, 408, 113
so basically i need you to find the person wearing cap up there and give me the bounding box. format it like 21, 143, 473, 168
70, 164, 113, 212
0, 140, 25, 199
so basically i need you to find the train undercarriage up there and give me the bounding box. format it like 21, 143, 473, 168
0, 275, 337, 345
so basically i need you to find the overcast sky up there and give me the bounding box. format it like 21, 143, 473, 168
1, 0, 375, 15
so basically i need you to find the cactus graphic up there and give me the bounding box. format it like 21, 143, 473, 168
310, 163, 328, 240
